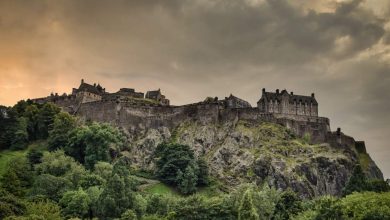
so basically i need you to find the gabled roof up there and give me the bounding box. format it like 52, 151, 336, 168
146, 89, 161, 98
261, 90, 317, 105
78, 83, 102, 95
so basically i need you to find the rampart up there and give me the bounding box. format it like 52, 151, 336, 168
76, 101, 333, 144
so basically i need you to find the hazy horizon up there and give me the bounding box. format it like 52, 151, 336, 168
1, 0, 389, 178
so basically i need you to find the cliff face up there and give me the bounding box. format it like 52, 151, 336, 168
126, 119, 382, 198
74, 102, 383, 198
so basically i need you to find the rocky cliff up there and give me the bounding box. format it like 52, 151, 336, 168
74, 101, 383, 198
124, 119, 382, 198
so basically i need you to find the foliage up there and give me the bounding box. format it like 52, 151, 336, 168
340, 191, 390, 220
10, 118, 29, 150
47, 112, 77, 151
0, 189, 26, 219
1, 156, 33, 197
97, 174, 135, 218
155, 143, 209, 194
155, 143, 195, 185
29, 174, 72, 202
59, 188, 91, 219
26, 149, 43, 168
121, 209, 137, 220
273, 189, 302, 220
66, 122, 124, 169
22, 199, 62, 220
343, 164, 389, 196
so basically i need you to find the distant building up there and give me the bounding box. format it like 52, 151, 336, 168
257, 89, 318, 116
224, 94, 251, 108
72, 79, 105, 103
145, 89, 170, 106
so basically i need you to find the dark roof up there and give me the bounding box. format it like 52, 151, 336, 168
261, 90, 317, 105
146, 90, 161, 98
78, 83, 102, 95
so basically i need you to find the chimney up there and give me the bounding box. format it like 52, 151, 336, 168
337, 128, 341, 136
276, 89, 280, 94
262, 88, 266, 94
290, 92, 294, 95
81, 79, 84, 84
311, 93, 315, 98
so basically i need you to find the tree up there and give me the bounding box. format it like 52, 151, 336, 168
21, 200, 61, 220
1, 156, 33, 197
343, 165, 368, 196
29, 174, 72, 202
155, 143, 195, 185
0, 189, 26, 219
60, 188, 91, 219
97, 174, 134, 218
177, 163, 198, 195
238, 188, 260, 220
47, 112, 77, 151
93, 161, 113, 181
313, 196, 343, 220
10, 117, 28, 150
27, 149, 43, 168
197, 158, 209, 186
36, 103, 61, 139
66, 122, 124, 169
273, 189, 302, 220
121, 209, 137, 220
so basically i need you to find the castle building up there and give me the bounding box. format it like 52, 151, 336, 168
257, 89, 318, 116
72, 79, 105, 103
145, 89, 170, 106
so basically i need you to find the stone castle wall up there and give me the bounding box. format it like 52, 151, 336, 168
76, 101, 332, 144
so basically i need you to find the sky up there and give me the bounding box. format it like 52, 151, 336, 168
0, 0, 389, 178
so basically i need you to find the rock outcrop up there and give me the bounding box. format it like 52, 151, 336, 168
125, 119, 383, 198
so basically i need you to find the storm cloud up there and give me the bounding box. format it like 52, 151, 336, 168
0, 0, 389, 178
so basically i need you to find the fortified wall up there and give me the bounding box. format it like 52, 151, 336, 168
31, 80, 365, 151
76, 100, 338, 145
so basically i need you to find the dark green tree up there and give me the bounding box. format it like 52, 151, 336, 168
9, 117, 28, 150
342, 165, 368, 196
36, 103, 61, 139
155, 143, 195, 185
0, 189, 26, 219
238, 188, 259, 220
1, 156, 33, 197
97, 174, 134, 218
177, 163, 198, 195
66, 122, 123, 169
47, 112, 77, 151
59, 188, 90, 219
29, 174, 72, 202
197, 158, 209, 186
273, 189, 302, 220
27, 149, 43, 168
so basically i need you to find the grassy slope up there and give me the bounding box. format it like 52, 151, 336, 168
0, 140, 47, 177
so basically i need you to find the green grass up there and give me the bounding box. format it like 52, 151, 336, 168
0, 140, 47, 177
144, 182, 180, 196
0, 149, 28, 176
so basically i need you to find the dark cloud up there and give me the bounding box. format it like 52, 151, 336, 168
0, 0, 389, 178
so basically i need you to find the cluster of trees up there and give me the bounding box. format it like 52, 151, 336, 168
0, 101, 61, 150
1, 101, 390, 219
155, 143, 209, 194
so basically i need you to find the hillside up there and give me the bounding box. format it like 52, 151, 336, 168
127, 119, 383, 198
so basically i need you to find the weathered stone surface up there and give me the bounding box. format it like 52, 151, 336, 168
123, 119, 383, 198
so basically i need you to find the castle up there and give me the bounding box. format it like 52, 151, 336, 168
30, 79, 363, 152
258, 89, 318, 116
